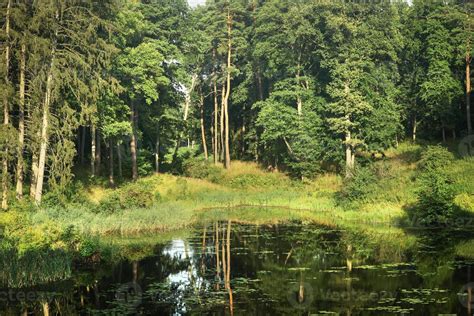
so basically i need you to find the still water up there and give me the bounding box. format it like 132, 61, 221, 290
0, 222, 473, 315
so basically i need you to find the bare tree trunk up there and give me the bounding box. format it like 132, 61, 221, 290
412, 115, 417, 142
215, 222, 221, 290
80, 126, 86, 165
41, 301, 49, 316
212, 47, 219, 165
91, 125, 96, 176
467, 42, 472, 134
30, 152, 38, 199
223, 8, 233, 169
117, 142, 122, 178
16, 43, 26, 200
211, 115, 215, 162
109, 139, 114, 187
130, 102, 138, 181
96, 132, 101, 175
296, 55, 302, 116
155, 135, 160, 173
345, 130, 354, 178
183, 74, 197, 122
452, 129, 456, 140
220, 86, 225, 162
214, 81, 219, 164
35, 47, 56, 204
442, 126, 446, 143
1, 0, 11, 209
200, 92, 208, 160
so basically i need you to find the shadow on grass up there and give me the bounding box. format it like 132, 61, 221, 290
398, 202, 474, 230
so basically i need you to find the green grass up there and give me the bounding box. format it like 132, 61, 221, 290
1, 141, 473, 258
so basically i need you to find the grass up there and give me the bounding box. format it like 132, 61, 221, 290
1, 141, 473, 258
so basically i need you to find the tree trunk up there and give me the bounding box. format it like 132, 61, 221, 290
80, 126, 86, 165
223, 8, 232, 169
30, 152, 38, 199
296, 56, 302, 116
442, 126, 446, 143
96, 132, 101, 175
130, 102, 138, 181
155, 136, 160, 174
183, 74, 197, 122
200, 92, 208, 160
109, 139, 114, 187
16, 43, 26, 200
41, 301, 49, 316
220, 86, 225, 162
91, 125, 96, 176
117, 142, 122, 178
213, 81, 219, 164
35, 47, 56, 204
215, 222, 221, 290
1, 0, 11, 209
345, 130, 354, 178
412, 115, 417, 142
467, 45, 472, 134
452, 129, 456, 140
211, 115, 215, 162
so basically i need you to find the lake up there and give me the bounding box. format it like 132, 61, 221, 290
0, 221, 473, 315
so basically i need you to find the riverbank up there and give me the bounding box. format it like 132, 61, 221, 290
1, 142, 473, 258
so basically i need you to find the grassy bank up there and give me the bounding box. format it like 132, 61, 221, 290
1, 142, 473, 258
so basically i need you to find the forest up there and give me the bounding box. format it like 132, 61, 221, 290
0, 0, 474, 314
0, 0, 472, 206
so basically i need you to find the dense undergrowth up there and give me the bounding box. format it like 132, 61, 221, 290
0, 141, 473, 262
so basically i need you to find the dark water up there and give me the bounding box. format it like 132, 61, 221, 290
1, 222, 473, 315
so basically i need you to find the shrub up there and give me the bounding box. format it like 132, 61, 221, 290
418, 145, 454, 172
340, 166, 377, 202
183, 158, 223, 182
166, 147, 199, 174
137, 149, 154, 176
414, 145, 456, 224
42, 181, 90, 208
96, 182, 159, 213
415, 170, 455, 224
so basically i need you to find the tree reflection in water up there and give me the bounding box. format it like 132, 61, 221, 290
0, 222, 473, 315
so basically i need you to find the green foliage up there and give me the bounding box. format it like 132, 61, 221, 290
340, 166, 377, 203
416, 170, 456, 224
415, 146, 457, 224
418, 145, 455, 171
137, 149, 154, 177
183, 158, 223, 182
168, 147, 199, 175
42, 181, 90, 208
96, 182, 160, 213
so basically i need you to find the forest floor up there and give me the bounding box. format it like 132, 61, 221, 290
1, 141, 473, 257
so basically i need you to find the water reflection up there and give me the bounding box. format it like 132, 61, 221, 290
0, 221, 473, 315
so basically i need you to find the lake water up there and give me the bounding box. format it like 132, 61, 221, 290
0, 221, 473, 315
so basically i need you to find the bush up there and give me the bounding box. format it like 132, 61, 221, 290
42, 181, 90, 208
415, 170, 455, 224
414, 145, 456, 224
96, 182, 159, 213
168, 147, 199, 174
418, 145, 454, 172
137, 149, 154, 176
340, 166, 377, 202
183, 158, 223, 182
